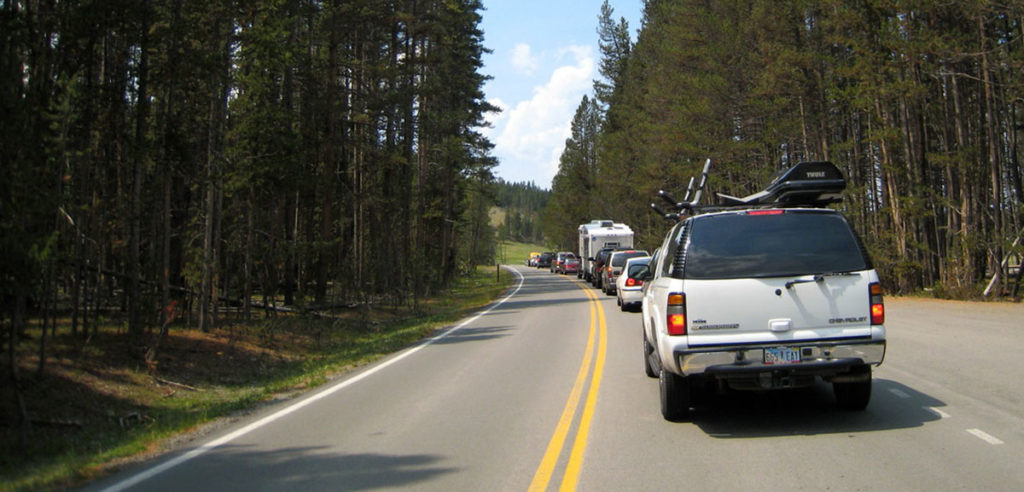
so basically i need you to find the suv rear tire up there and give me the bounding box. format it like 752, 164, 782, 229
643, 331, 657, 378
833, 365, 872, 410
659, 366, 691, 421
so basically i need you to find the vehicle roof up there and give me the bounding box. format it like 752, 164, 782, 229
610, 249, 647, 256
686, 206, 840, 221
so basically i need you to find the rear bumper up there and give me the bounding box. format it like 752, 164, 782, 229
618, 287, 642, 305
674, 340, 886, 377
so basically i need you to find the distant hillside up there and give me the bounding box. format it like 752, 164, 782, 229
494, 179, 550, 244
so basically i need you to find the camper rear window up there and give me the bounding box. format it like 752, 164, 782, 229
683, 211, 867, 279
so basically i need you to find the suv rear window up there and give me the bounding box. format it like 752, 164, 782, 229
684, 211, 868, 279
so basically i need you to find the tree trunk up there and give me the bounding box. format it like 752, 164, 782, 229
980, 16, 1003, 291
9, 295, 32, 448
243, 193, 253, 320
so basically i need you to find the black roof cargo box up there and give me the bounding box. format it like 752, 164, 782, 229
716, 161, 845, 207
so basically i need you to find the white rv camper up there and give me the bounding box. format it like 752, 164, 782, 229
578, 220, 634, 281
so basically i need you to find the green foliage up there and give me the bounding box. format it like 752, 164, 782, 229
0, 0, 499, 322
546, 0, 1024, 295
494, 179, 548, 244
544, 96, 603, 250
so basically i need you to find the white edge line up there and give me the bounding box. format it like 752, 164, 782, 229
102, 267, 526, 492
966, 428, 1004, 445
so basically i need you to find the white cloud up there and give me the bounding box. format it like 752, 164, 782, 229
510, 43, 538, 75
492, 45, 594, 186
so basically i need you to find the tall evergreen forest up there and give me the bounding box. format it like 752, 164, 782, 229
548, 0, 1024, 297
1, 0, 498, 344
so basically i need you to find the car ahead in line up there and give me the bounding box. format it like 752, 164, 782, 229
537, 252, 555, 268
616, 255, 651, 311
563, 256, 580, 275
602, 249, 649, 295
552, 252, 576, 274
590, 247, 617, 289
640, 160, 886, 420
528, 252, 541, 267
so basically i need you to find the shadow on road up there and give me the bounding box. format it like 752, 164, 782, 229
431, 325, 514, 344
115, 445, 458, 491
688, 378, 945, 438
491, 296, 591, 312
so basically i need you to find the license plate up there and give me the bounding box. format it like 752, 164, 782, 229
764, 347, 801, 364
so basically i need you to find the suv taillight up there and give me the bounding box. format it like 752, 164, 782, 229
870, 282, 884, 325
667, 293, 686, 335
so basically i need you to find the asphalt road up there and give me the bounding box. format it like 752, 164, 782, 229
84, 266, 1024, 491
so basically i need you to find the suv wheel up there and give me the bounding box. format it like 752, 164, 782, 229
833, 365, 872, 410
659, 367, 691, 421
643, 330, 657, 378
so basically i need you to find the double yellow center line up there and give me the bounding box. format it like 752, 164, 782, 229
528, 281, 608, 491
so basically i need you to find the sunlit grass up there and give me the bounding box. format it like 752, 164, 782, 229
496, 240, 548, 266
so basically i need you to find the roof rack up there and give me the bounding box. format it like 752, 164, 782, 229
651, 160, 846, 220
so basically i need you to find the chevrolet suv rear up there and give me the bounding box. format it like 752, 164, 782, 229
641, 162, 886, 420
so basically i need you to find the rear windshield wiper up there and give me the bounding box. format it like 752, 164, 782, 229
784, 271, 860, 289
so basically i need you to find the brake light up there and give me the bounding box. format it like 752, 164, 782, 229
626, 277, 642, 287
870, 282, 884, 325
667, 293, 686, 335
748, 209, 784, 215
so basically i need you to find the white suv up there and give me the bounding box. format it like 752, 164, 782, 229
640, 161, 886, 420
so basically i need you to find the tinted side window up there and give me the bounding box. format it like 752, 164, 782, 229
660, 223, 685, 277
684, 211, 868, 279
647, 248, 661, 278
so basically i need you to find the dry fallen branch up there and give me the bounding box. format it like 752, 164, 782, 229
153, 376, 199, 392
117, 412, 153, 428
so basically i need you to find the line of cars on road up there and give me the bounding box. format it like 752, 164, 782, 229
529, 251, 580, 275
529, 242, 652, 313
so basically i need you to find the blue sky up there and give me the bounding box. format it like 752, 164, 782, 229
478, 0, 643, 189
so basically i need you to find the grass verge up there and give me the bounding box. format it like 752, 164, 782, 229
496, 240, 548, 266
0, 266, 513, 491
